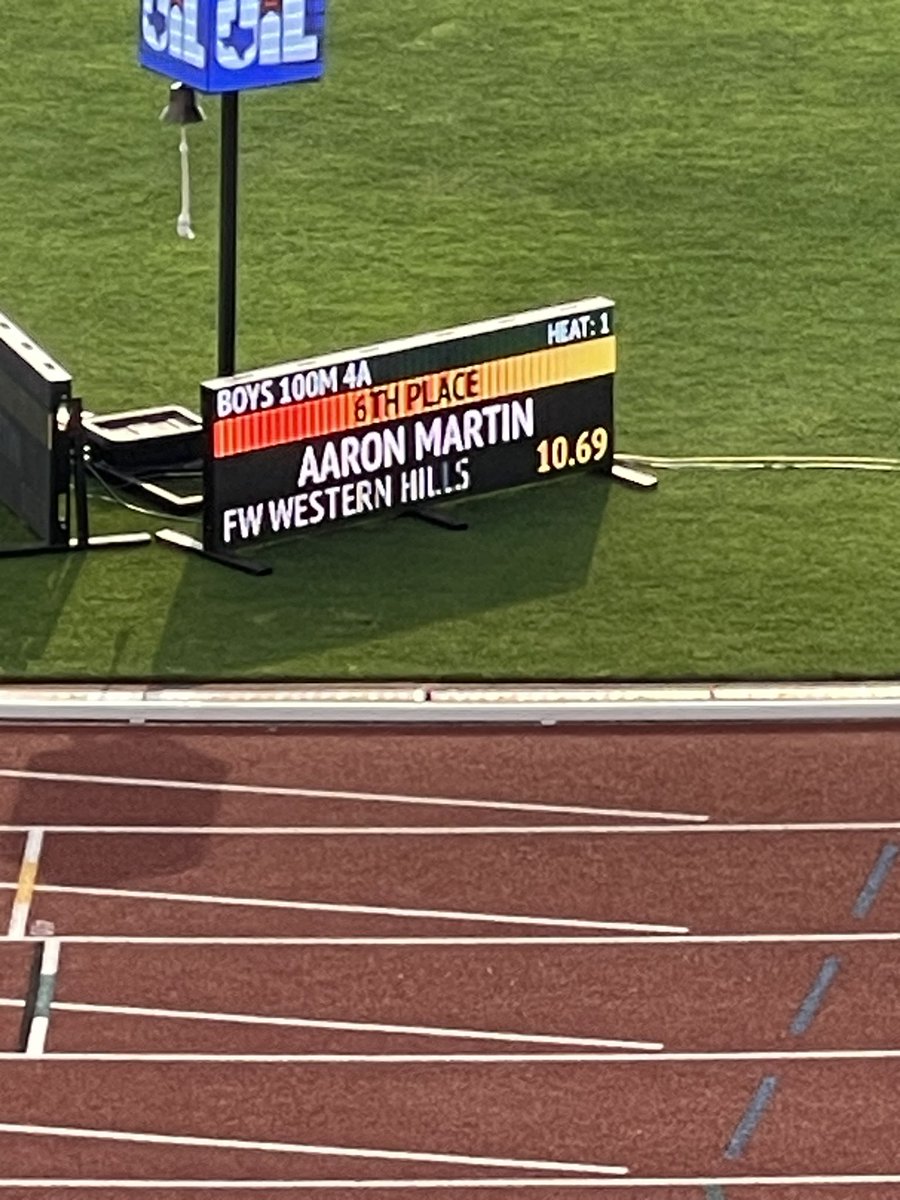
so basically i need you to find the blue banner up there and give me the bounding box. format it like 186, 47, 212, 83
139, 0, 327, 93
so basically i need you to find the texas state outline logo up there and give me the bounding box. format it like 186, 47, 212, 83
139, 0, 328, 93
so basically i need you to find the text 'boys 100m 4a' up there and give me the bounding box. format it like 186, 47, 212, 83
200, 297, 617, 552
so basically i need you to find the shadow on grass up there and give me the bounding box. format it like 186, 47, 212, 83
152, 472, 611, 678
1, 730, 223, 887
0, 508, 87, 677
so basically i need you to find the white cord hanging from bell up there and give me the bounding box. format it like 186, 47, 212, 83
177, 128, 195, 239
160, 83, 206, 240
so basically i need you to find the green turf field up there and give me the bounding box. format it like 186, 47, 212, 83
2, 0, 900, 681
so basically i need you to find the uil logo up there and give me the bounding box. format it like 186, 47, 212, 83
215, 0, 320, 71
139, 0, 326, 90
142, 0, 207, 68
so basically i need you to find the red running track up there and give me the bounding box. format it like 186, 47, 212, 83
0, 722, 897, 1197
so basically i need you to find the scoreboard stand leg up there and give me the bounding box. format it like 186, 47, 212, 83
155, 528, 273, 577
400, 507, 469, 532
611, 463, 658, 490
0, 535, 151, 559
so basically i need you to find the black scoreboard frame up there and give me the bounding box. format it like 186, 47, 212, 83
0, 308, 74, 547
0, 309, 152, 562
157, 296, 655, 575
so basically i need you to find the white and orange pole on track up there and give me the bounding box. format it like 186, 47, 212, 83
8, 828, 44, 939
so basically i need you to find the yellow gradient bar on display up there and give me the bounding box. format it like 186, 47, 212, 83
213, 337, 616, 460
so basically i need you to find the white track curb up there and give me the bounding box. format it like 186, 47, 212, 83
1, 683, 900, 724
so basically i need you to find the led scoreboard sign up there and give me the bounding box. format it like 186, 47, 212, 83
200, 297, 617, 554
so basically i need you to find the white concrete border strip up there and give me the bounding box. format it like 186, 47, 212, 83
3, 682, 900, 723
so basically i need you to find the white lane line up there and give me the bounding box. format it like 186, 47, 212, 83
0, 1048, 894, 1063
0, 1123, 626, 1176
22, 998, 661, 1051
23, 931, 900, 946
0, 1177, 897, 1190
24, 937, 60, 1057
12, 882, 686, 935
0, 819, 896, 835
6, 829, 44, 938
0, 767, 708, 823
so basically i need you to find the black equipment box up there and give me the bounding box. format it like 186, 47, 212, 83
83, 406, 202, 473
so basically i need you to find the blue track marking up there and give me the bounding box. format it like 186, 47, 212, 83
705, 1187, 727, 1200
789, 955, 841, 1036
853, 842, 900, 919
724, 1075, 779, 1160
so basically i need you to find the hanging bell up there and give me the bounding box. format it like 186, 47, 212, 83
158, 83, 205, 241
160, 83, 206, 126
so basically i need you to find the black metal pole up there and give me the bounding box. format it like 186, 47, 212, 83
218, 91, 240, 377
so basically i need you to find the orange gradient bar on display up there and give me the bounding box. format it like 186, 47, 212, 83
212, 338, 616, 460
